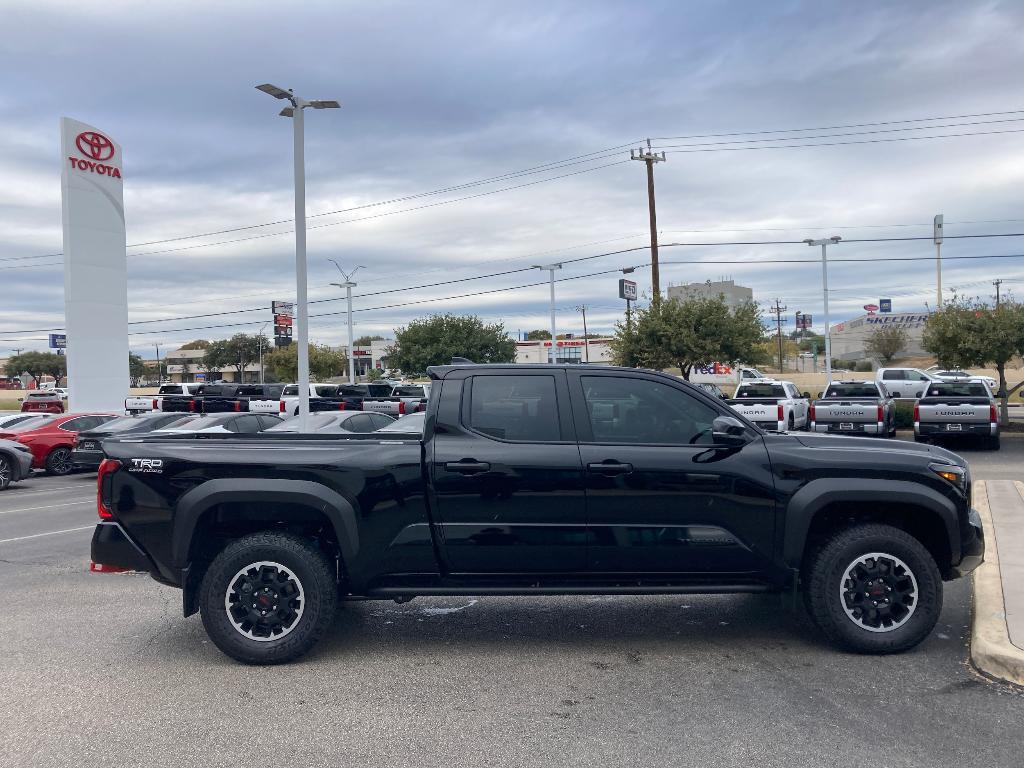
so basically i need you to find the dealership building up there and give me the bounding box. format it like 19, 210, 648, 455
829, 311, 929, 362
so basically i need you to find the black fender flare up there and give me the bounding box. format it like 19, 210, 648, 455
781, 478, 959, 571
171, 478, 359, 570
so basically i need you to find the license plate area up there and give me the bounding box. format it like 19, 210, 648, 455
945, 423, 963, 431
839, 423, 855, 430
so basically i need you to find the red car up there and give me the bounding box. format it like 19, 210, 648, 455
20, 391, 65, 414
0, 413, 119, 475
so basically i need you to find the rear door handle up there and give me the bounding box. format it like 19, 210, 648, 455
587, 461, 634, 475
444, 460, 491, 474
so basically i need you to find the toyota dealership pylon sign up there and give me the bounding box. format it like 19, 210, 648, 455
60, 117, 128, 412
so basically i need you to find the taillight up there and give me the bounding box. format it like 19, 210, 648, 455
913, 404, 920, 421
188, 400, 196, 413
809, 404, 815, 421
279, 400, 286, 413
399, 400, 407, 416
877, 405, 884, 422
990, 403, 998, 423
96, 459, 121, 520
233, 400, 242, 412
338, 401, 346, 411
152, 398, 158, 409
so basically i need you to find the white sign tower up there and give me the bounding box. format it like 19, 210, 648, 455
60, 117, 129, 411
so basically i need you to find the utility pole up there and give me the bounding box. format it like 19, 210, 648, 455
155, 343, 161, 384
575, 305, 590, 363
768, 299, 788, 373
994, 278, 1003, 308
934, 214, 944, 308
329, 259, 364, 385
533, 264, 562, 363
804, 236, 842, 384
631, 140, 666, 302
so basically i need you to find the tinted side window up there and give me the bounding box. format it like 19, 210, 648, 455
369, 414, 395, 429
882, 370, 904, 380
466, 375, 560, 442
582, 376, 719, 445
58, 417, 89, 432
234, 416, 263, 433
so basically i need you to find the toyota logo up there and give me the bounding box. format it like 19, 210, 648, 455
75, 131, 115, 161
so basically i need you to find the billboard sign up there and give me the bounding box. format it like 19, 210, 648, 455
879, 299, 892, 313
272, 300, 294, 317
618, 279, 638, 301
863, 304, 879, 315
61, 118, 129, 411
933, 214, 944, 244
48, 333, 67, 349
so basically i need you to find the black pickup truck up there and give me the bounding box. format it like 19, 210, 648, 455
91, 364, 983, 664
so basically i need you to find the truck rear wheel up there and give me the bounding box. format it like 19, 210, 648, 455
803, 523, 941, 654
199, 531, 337, 665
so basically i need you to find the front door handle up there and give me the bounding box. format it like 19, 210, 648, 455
587, 461, 634, 475
445, 460, 491, 474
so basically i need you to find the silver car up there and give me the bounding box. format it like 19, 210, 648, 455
0, 439, 34, 490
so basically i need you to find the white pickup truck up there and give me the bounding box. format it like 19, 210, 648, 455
876, 368, 939, 399
727, 379, 809, 432
689, 364, 766, 388
915, 380, 999, 449
810, 381, 896, 438
361, 383, 432, 417
125, 383, 202, 415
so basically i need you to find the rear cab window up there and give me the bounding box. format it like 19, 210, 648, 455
927, 383, 989, 397
824, 383, 881, 398
735, 384, 787, 398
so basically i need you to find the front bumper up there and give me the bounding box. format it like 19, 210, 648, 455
947, 508, 985, 579
90, 522, 156, 573
72, 448, 104, 471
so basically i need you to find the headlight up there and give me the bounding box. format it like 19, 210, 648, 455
930, 463, 967, 491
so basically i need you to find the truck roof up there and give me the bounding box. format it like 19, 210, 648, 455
428, 363, 663, 379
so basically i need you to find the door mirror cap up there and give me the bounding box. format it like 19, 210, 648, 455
712, 415, 750, 445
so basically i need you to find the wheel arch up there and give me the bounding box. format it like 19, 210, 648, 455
782, 479, 958, 574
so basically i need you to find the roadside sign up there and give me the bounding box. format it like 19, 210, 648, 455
48, 333, 67, 349
879, 299, 892, 313
618, 279, 637, 301
863, 304, 879, 315
933, 214, 943, 244
272, 301, 294, 317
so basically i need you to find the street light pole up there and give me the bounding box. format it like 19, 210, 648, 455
534, 264, 562, 363
575, 304, 590, 362
329, 260, 364, 385
256, 83, 341, 433
258, 321, 269, 384
803, 236, 841, 385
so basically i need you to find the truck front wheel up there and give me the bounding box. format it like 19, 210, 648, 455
199, 531, 337, 665
803, 524, 941, 654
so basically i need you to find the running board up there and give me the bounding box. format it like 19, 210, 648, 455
364, 584, 772, 598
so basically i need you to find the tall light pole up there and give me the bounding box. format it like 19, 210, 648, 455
934, 214, 944, 308
803, 236, 841, 384
258, 321, 269, 384
329, 259, 364, 385
533, 264, 562, 363
256, 83, 341, 432
575, 304, 590, 362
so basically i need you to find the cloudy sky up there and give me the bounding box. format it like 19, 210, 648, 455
3, 0, 1024, 357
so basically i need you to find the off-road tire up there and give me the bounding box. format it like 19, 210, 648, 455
803, 523, 942, 653
45, 446, 73, 476
199, 531, 337, 665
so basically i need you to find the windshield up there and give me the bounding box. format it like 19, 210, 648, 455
26, 392, 59, 399
735, 384, 787, 398
824, 384, 880, 398
926, 383, 989, 397
2, 416, 55, 432
376, 412, 426, 433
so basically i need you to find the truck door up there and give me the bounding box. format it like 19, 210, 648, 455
429, 370, 586, 573
568, 371, 777, 575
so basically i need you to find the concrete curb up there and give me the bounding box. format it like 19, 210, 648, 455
970, 481, 1024, 686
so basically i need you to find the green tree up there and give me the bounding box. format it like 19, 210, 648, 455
179, 339, 211, 350
352, 335, 386, 347
4, 351, 66, 387
386, 314, 516, 376
609, 295, 765, 380
525, 329, 552, 340
923, 297, 1024, 425
865, 326, 908, 364
128, 353, 148, 387
264, 343, 347, 382
201, 339, 231, 380
366, 368, 383, 382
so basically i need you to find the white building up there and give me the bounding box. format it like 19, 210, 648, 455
667, 279, 753, 308
515, 338, 615, 364
830, 312, 929, 362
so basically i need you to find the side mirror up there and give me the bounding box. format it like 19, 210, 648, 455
802, 391, 811, 399
17, 397, 23, 402
712, 415, 749, 446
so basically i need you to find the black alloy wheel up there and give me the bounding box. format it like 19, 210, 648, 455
45, 447, 73, 476
0, 455, 11, 490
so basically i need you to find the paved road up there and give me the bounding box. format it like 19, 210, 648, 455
1, 443, 1022, 768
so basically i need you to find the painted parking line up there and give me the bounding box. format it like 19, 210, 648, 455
0, 501, 93, 516
0, 525, 93, 545
2, 483, 96, 497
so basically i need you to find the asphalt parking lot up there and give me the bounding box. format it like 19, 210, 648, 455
1, 436, 1022, 768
